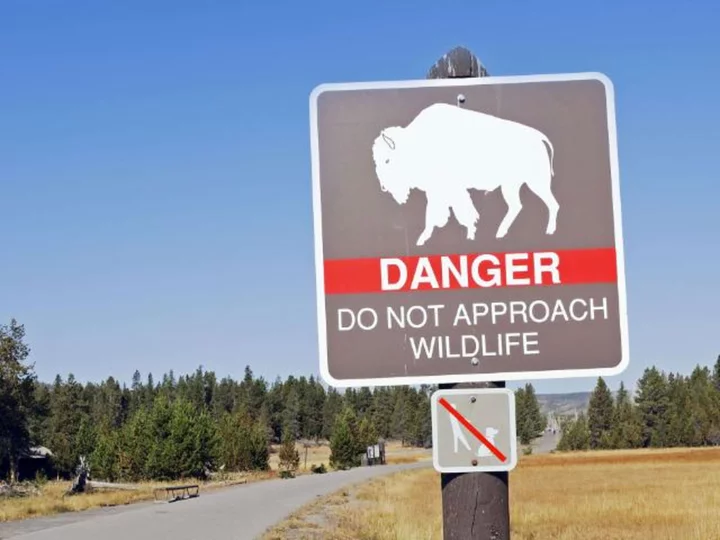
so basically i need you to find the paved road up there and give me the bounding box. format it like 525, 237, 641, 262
0, 461, 430, 540
530, 430, 562, 454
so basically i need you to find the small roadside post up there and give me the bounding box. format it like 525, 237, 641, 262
309, 44, 627, 540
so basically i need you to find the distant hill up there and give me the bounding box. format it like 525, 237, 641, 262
537, 392, 592, 418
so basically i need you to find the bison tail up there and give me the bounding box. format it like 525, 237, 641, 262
543, 136, 555, 176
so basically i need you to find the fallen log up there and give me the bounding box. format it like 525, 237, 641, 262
87, 481, 140, 491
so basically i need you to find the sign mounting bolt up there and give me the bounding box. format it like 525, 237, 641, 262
471, 357, 479, 366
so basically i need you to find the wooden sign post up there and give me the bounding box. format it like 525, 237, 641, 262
429, 48, 510, 539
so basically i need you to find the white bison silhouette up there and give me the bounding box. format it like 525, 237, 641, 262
371, 103, 559, 246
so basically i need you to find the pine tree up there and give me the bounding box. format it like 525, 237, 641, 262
0, 319, 36, 482
322, 388, 343, 440
610, 382, 642, 449
357, 416, 378, 449
117, 407, 153, 481
587, 377, 614, 449
304, 377, 325, 440
75, 416, 98, 462
515, 386, 527, 437
370, 388, 394, 439
166, 399, 219, 480
355, 387, 373, 417
516, 384, 545, 445
391, 388, 416, 444
278, 424, 300, 477
635, 367, 670, 447
281, 387, 301, 441
557, 413, 590, 451
709, 356, 720, 444
48, 373, 86, 477
246, 419, 270, 471
410, 392, 432, 447
218, 411, 247, 471
687, 366, 716, 445
28, 382, 51, 450
130, 370, 143, 414
90, 427, 119, 481
94, 377, 125, 429
329, 406, 361, 470
144, 373, 155, 410
144, 394, 174, 480
666, 374, 694, 447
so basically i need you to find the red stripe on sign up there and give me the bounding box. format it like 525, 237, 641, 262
324, 248, 617, 295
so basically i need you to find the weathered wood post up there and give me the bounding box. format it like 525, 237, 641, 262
428, 46, 510, 540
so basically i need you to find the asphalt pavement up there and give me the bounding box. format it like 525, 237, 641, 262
530, 429, 562, 454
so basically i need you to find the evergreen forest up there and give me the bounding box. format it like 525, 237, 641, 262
2, 318, 718, 482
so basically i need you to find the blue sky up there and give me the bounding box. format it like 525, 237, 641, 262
1, 0, 717, 394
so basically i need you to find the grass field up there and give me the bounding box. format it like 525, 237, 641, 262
0, 473, 265, 523
264, 446, 720, 540
268, 440, 428, 471
0, 441, 427, 523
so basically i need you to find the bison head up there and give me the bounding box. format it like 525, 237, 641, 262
372, 127, 411, 205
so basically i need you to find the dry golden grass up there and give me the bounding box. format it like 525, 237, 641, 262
0, 441, 428, 523
384, 455, 427, 465
268, 440, 428, 471
510, 447, 720, 539
269, 442, 331, 472
0, 472, 273, 523
265, 447, 720, 540
0, 482, 155, 522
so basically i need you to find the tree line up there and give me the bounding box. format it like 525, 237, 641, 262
558, 357, 720, 451
0, 319, 548, 482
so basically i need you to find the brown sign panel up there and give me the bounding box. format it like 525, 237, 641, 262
309, 73, 628, 387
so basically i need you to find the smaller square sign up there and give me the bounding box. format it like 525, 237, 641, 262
431, 388, 518, 474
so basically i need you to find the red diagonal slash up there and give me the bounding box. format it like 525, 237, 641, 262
438, 397, 507, 463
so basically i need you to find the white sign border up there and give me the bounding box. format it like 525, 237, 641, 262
309, 71, 629, 388
430, 388, 518, 474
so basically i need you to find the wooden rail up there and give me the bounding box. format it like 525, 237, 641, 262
153, 484, 200, 503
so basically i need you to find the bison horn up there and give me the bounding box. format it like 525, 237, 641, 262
382, 131, 396, 150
